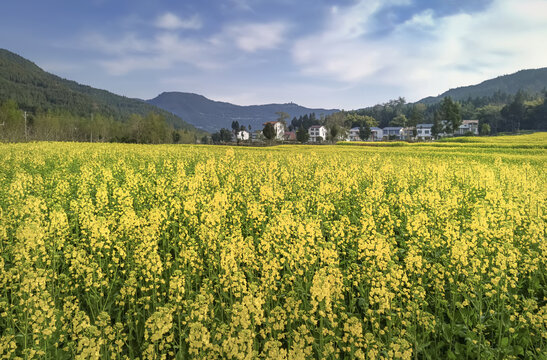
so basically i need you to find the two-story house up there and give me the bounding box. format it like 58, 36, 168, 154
308, 125, 327, 142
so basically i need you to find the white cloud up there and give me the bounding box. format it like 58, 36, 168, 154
292, 0, 547, 102
155, 12, 202, 30
85, 32, 222, 75
215, 22, 289, 52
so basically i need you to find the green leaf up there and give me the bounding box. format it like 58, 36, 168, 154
500, 337, 509, 347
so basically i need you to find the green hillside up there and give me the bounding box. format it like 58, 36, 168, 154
0, 49, 198, 132
419, 68, 547, 104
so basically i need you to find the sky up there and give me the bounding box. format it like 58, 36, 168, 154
1, 0, 547, 110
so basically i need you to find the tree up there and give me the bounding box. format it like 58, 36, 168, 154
231, 121, 240, 132
330, 124, 339, 143
480, 123, 491, 136
172, 131, 181, 143
211, 132, 221, 144
439, 97, 462, 134
477, 104, 503, 134
275, 111, 290, 126
220, 128, 233, 142
345, 113, 378, 128
409, 103, 425, 127
359, 123, 371, 141
431, 111, 441, 139
501, 91, 526, 133
390, 114, 408, 127
263, 123, 275, 140
0, 100, 24, 141
201, 135, 210, 144
296, 127, 309, 143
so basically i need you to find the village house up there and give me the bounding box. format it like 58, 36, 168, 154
348, 127, 361, 141
308, 125, 327, 142
382, 127, 403, 140
284, 131, 297, 141
455, 120, 479, 136
235, 129, 250, 141
347, 126, 383, 141
263, 121, 285, 140
370, 127, 383, 141
416, 124, 433, 140
401, 127, 416, 141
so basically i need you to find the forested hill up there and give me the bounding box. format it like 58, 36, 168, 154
419, 68, 547, 104
148, 92, 339, 132
0, 49, 198, 131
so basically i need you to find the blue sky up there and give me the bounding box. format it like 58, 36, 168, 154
1, 0, 546, 109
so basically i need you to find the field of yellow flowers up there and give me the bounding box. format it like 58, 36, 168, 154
0, 134, 545, 359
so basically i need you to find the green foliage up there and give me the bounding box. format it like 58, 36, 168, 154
345, 113, 378, 128
329, 124, 340, 142
263, 123, 275, 140
296, 127, 309, 143
480, 123, 491, 136
220, 128, 233, 142
359, 123, 371, 141
289, 113, 320, 131
389, 114, 408, 127
409, 103, 425, 127
432, 111, 441, 138
439, 97, 462, 133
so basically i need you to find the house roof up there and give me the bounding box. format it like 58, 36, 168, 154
370, 127, 382, 131
417, 123, 433, 128
382, 127, 403, 130
309, 125, 324, 129
350, 127, 360, 131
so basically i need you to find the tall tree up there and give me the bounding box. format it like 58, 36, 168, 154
432, 111, 441, 139
296, 127, 309, 143
359, 123, 371, 141
263, 123, 275, 140
409, 103, 426, 127
231, 121, 240, 133
439, 97, 462, 134
330, 124, 339, 143
220, 128, 233, 142
501, 91, 526, 133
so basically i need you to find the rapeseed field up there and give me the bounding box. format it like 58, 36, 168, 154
0, 134, 545, 359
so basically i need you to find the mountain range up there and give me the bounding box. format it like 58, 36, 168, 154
148, 92, 339, 133
1, 49, 545, 134
0, 49, 198, 132
418, 68, 547, 104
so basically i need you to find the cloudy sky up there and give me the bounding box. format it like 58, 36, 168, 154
1, 0, 546, 109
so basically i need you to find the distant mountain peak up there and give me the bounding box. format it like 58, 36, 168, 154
148, 92, 339, 132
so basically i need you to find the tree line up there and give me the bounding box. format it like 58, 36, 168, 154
0, 100, 197, 144
349, 90, 546, 135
